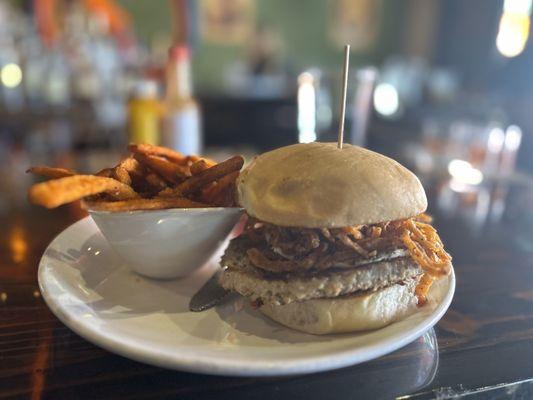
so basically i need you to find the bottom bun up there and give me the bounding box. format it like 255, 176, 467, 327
259, 278, 419, 335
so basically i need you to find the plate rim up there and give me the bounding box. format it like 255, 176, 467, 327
38, 217, 456, 377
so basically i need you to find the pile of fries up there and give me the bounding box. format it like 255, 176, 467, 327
28, 144, 244, 212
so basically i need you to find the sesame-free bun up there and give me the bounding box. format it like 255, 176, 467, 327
259, 279, 419, 335
237, 142, 427, 227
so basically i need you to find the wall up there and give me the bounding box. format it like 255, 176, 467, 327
118, 0, 404, 93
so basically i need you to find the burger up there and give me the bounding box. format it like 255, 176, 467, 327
219, 142, 452, 335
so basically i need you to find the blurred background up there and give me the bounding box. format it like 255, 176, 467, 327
2, 0, 533, 246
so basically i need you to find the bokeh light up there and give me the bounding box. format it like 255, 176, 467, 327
0, 63, 23, 88
373, 83, 399, 117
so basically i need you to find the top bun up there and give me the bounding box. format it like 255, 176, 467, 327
237, 142, 427, 227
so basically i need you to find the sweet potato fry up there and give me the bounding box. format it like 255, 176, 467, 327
145, 173, 167, 191
185, 155, 216, 167
118, 157, 145, 177
83, 196, 209, 212
199, 181, 217, 199
95, 168, 114, 177
163, 155, 244, 196
27, 166, 76, 179
28, 144, 242, 211
211, 186, 236, 207
157, 187, 175, 197
115, 158, 156, 193
190, 159, 210, 175
201, 171, 239, 203
112, 166, 132, 185
128, 143, 186, 164
28, 175, 138, 208
134, 153, 190, 183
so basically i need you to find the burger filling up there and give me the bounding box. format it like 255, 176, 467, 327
220, 214, 451, 306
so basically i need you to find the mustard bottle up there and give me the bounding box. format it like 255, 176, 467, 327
128, 79, 161, 145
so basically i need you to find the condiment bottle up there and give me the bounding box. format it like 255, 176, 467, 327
161, 45, 201, 154
127, 79, 161, 145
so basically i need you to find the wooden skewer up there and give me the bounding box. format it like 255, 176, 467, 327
337, 44, 351, 149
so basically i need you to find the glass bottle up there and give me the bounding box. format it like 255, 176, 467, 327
161, 45, 201, 154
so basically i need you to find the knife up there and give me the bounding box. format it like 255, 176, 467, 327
189, 269, 233, 312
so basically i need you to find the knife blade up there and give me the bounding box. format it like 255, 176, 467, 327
189, 269, 232, 312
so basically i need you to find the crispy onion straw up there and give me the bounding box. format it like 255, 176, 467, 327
401, 219, 451, 305
243, 214, 451, 306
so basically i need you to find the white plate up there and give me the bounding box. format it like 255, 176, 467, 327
38, 217, 455, 377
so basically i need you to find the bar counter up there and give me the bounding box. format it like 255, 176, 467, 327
1, 202, 533, 399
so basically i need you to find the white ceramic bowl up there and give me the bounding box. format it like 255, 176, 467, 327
88, 207, 244, 279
